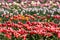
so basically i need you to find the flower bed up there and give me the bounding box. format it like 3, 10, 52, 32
0, 0, 60, 40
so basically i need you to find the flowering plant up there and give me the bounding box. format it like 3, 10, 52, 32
0, 0, 60, 40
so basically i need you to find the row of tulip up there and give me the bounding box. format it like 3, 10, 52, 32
0, 21, 60, 40
0, 2, 60, 17
20, 1, 60, 8
0, 13, 60, 40
0, 0, 60, 3
0, 1, 60, 9
0, 14, 60, 23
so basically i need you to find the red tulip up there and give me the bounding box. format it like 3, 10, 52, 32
23, 24, 29, 28
18, 29, 27, 35
5, 15, 9, 18
21, 34, 27, 40
58, 32, 60, 38
13, 15, 18, 19
45, 33, 53, 37
5, 33, 11, 39
2, 23, 6, 27
47, 15, 50, 18
7, 24, 11, 27
8, 27, 14, 33
37, 16, 41, 18
0, 24, 2, 27
50, 27, 56, 32
30, 30, 37, 35
33, 14, 37, 17
18, 22, 23, 25
29, 16, 35, 20
10, 17, 13, 20
31, 22, 37, 25
17, 25, 23, 29
6, 21, 11, 24
13, 32, 20, 38
26, 21, 32, 26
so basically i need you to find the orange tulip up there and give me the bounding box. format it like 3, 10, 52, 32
21, 15, 25, 20
13, 18, 18, 20
25, 17, 29, 21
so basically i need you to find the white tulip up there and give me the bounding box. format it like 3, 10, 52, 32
36, 9, 38, 12
37, 13, 39, 15
52, 4, 56, 6
37, 1, 40, 4
52, 8, 57, 11
19, 9, 21, 11
13, 2, 16, 4
31, 1, 36, 5
43, 10, 46, 14
40, 8, 43, 11
13, 2, 19, 5
50, 1, 53, 4
4, 11, 6, 15
7, 11, 9, 14
57, 9, 60, 13
10, 13, 13, 16
32, 9, 35, 12
51, 14, 54, 17
6, 3, 8, 5
24, 1, 27, 3
0, 3, 1, 5
2, 2, 5, 5
9, 3, 12, 6
56, 2, 59, 5
16, 3, 19, 5
28, 10, 31, 12
21, 2, 24, 5
34, 8, 37, 10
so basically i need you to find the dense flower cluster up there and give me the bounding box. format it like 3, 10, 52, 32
0, 13, 59, 40
0, 0, 60, 40
0, 2, 60, 17
0, 21, 60, 40
0, 14, 60, 22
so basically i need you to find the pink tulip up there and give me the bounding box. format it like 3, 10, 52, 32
0, 0, 4, 2
5, 33, 11, 39
7, 0, 13, 2
21, 0, 26, 2
39, 0, 44, 2
58, 33, 60, 38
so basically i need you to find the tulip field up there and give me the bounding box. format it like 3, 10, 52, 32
0, 0, 60, 40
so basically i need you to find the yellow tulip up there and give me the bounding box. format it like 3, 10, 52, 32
0, 18, 2, 21
48, 20, 50, 22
